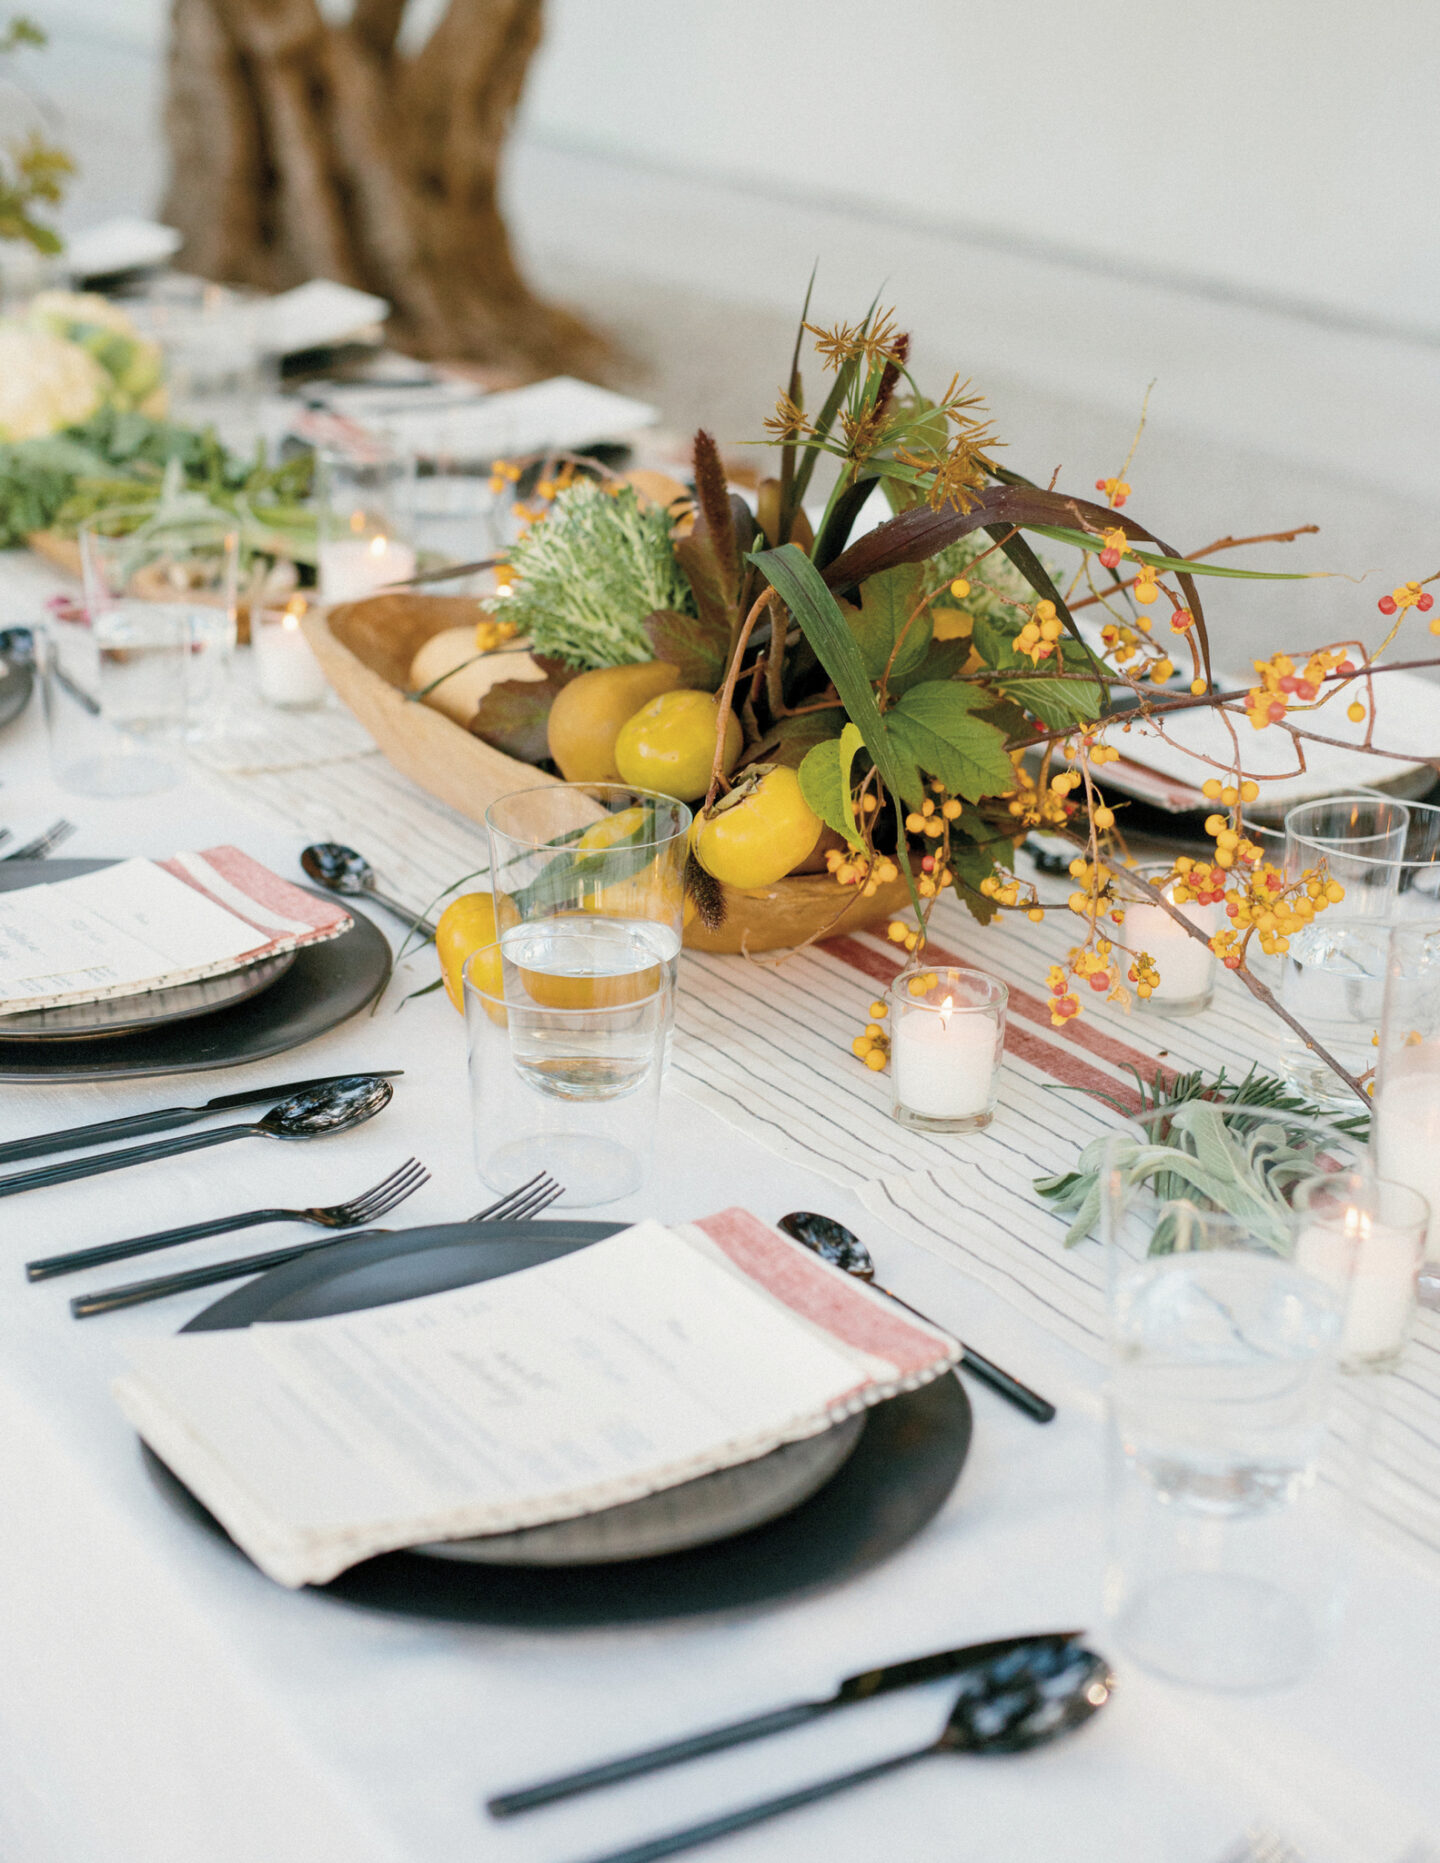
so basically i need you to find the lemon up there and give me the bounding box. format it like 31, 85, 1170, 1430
435, 892, 500, 1013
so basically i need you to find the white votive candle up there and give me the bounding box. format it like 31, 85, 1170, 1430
1295, 1212, 1419, 1364
319, 534, 418, 604
1126, 886, 1219, 1009
1376, 1070, 1440, 1260
889, 965, 1006, 1132
255, 603, 327, 709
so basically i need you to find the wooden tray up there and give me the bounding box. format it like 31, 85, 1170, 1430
306, 595, 904, 952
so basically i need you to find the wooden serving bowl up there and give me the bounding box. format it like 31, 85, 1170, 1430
306, 595, 904, 953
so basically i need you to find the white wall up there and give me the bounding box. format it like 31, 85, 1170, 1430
522, 0, 1440, 338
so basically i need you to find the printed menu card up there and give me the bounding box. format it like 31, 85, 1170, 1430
114, 1210, 961, 1587
0, 847, 351, 1016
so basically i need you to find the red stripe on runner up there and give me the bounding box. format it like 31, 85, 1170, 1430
826, 928, 1173, 1088
822, 936, 1143, 1110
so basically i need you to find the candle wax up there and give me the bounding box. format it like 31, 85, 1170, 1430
1295, 1217, 1417, 1361
319, 536, 418, 604
893, 1004, 996, 1120
1376, 1071, 1440, 1260
255, 612, 327, 709
1125, 897, 1217, 1003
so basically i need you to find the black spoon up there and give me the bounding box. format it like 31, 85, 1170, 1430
566, 1638, 1113, 1863
0, 1076, 394, 1199
300, 842, 438, 940
778, 1211, 1056, 1424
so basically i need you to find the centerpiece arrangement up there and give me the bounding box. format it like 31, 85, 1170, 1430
326, 288, 1434, 1094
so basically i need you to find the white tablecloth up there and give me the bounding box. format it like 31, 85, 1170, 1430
1, 649, 1438, 1863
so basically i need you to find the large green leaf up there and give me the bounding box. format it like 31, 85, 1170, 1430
886, 681, 1013, 802
994, 668, 1104, 730
888, 631, 970, 697
748, 543, 920, 807
798, 722, 865, 847
840, 561, 930, 681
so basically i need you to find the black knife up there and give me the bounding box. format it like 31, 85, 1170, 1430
485, 1631, 1083, 1818
0, 1071, 404, 1166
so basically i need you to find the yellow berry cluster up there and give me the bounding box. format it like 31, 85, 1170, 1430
1015, 600, 1065, 664
474, 616, 519, 653
824, 847, 900, 897
1127, 951, 1160, 999
1211, 864, 1344, 966
486, 459, 523, 496
1243, 647, 1356, 731
1002, 759, 1074, 831
1046, 938, 1122, 1024
887, 919, 923, 954
905, 796, 961, 836
1094, 476, 1131, 508
851, 999, 890, 1071
1066, 855, 1117, 920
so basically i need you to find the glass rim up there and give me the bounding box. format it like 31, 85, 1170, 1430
888, 962, 1007, 1013
1292, 1166, 1430, 1233
484, 782, 693, 848
1283, 792, 1412, 841
461, 938, 668, 1014
78, 503, 240, 541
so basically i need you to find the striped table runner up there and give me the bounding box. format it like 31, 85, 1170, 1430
194, 701, 1440, 1573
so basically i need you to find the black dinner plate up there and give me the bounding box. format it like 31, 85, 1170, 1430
142, 1221, 973, 1627
0, 861, 391, 1081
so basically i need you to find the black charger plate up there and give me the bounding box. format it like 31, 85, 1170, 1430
0, 861, 391, 1081
142, 1221, 972, 1627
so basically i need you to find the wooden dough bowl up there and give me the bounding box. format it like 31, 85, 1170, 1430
306, 594, 907, 953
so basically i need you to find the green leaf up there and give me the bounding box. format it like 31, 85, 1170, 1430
948, 840, 1000, 925
839, 561, 930, 681
642, 607, 729, 689
886, 681, 1013, 801
994, 669, 1104, 730
748, 542, 921, 807
798, 723, 865, 848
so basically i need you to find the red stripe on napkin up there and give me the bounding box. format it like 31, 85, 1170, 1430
693, 1207, 955, 1376
158, 847, 350, 941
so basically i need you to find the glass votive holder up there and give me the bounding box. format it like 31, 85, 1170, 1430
1293, 1169, 1428, 1372
463, 920, 670, 1208
1120, 866, 1221, 1016
1374, 924, 1440, 1262
317, 445, 417, 604
887, 964, 1006, 1133
253, 599, 328, 710
485, 784, 692, 947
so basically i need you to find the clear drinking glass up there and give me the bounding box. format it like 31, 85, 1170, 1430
463, 922, 669, 1207
80, 504, 239, 746
126, 279, 268, 444
887, 963, 1006, 1132
485, 784, 691, 946
1278, 795, 1410, 1103
1119, 865, 1221, 1016
317, 445, 417, 603
1101, 1105, 1367, 1691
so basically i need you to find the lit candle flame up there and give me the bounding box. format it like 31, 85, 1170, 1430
368, 535, 387, 558
940, 993, 954, 1030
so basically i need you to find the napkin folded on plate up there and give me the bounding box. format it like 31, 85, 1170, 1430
0, 845, 351, 1016
113, 1209, 961, 1588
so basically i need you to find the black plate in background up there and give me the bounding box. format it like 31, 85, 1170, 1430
0, 862, 391, 1081
143, 1222, 972, 1627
